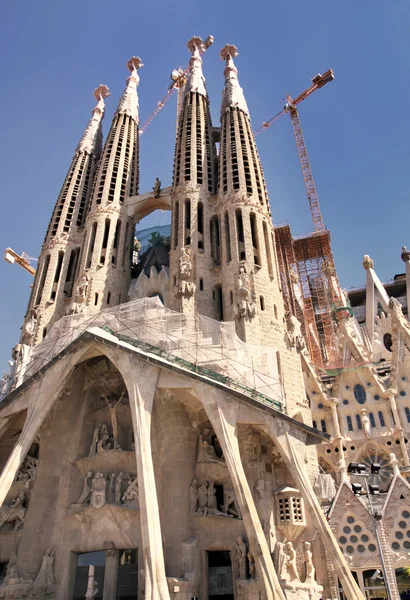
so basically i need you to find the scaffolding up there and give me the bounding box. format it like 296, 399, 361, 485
4, 297, 284, 411
275, 225, 342, 370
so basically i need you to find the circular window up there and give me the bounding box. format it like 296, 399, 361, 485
383, 333, 393, 352
318, 403, 323, 409
346, 545, 354, 554
354, 525, 361, 533
339, 536, 347, 544
402, 377, 407, 381
350, 535, 358, 543
347, 516, 355, 524
392, 542, 400, 550
403, 511, 410, 519
343, 526, 351, 533
404, 541, 410, 550
368, 544, 376, 552
361, 534, 369, 542
396, 531, 404, 540
343, 399, 349, 405
399, 521, 407, 529
400, 391, 406, 397
354, 384, 366, 405
357, 545, 365, 553
374, 395, 380, 400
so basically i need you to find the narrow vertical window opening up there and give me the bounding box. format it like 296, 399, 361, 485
235, 209, 246, 260
184, 199, 191, 246
35, 254, 50, 305
224, 212, 231, 262
263, 222, 273, 277
86, 222, 97, 269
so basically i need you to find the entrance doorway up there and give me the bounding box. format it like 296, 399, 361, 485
73, 551, 105, 599
116, 549, 138, 599
207, 551, 233, 600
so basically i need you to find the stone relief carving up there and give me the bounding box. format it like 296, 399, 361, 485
103, 393, 124, 449
274, 541, 288, 581
23, 310, 38, 346
248, 549, 256, 580
224, 488, 241, 518
189, 479, 239, 518
69, 272, 90, 315
285, 541, 300, 583
2, 552, 33, 586
362, 255, 374, 270
196, 428, 225, 464
188, 479, 198, 516
235, 266, 256, 320
16, 456, 38, 484
177, 247, 196, 297
33, 549, 55, 586
0, 490, 26, 531
236, 537, 247, 580
71, 471, 137, 511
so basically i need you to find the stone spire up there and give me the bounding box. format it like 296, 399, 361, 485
220, 44, 249, 117
115, 57, 144, 121
76, 85, 110, 154
184, 36, 207, 97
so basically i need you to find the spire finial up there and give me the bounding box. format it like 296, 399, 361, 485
93, 84, 111, 102
184, 36, 207, 97
219, 43, 249, 116
76, 85, 110, 154
126, 56, 144, 73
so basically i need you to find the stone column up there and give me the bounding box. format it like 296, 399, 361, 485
103, 547, 119, 600
0, 356, 77, 507
363, 255, 375, 348
120, 358, 170, 600
195, 384, 286, 600
329, 398, 341, 439
273, 429, 366, 600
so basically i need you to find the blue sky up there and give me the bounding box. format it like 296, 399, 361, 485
0, 1, 409, 371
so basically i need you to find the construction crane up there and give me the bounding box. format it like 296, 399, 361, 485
254, 69, 334, 232
139, 35, 214, 136
4, 248, 37, 276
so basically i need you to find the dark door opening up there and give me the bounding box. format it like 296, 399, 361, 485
208, 550, 233, 600
73, 551, 105, 599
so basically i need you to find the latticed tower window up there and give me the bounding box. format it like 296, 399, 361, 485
276, 487, 305, 526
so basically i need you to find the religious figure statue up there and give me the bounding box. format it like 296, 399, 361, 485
34, 548, 55, 586
16, 455, 38, 483
189, 479, 198, 516
361, 409, 371, 439
72, 471, 93, 508
89, 425, 101, 458
236, 537, 247, 580
179, 247, 192, 278
76, 273, 89, 299
196, 428, 225, 464
153, 177, 161, 199
23, 310, 37, 345
107, 473, 115, 503
285, 541, 299, 583
0, 490, 26, 530
274, 541, 288, 581
122, 477, 139, 508
248, 549, 256, 579
197, 481, 208, 516
115, 472, 124, 504
304, 542, 315, 584
224, 489, 241, 518
207, 481, 228, 516
389, 452, 401, 476
235, 266, 256, 319
103, 393, 124, 449
90, 472, 107, 509
96, 425, 111, 453
285, 313, 305, 351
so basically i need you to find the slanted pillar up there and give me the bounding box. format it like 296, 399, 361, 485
120, 358, 170, 600
273, 430, 366, 600
103, 546, 119, 600
194, 384, 286, 600
363, 255, 375, 348
401, 246, 410, 316
0, 356, 77, 507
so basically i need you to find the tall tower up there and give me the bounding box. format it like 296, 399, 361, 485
74, 58, 143, 312
23, 85, 110, 345
169, 37, 218, 318
216, 45, 283, 346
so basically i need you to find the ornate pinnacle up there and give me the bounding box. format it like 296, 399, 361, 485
93, 85, 111, 101
126, 57, 144, 72
187, 36, 203, 53
362, 255, 374, 270
401, 246, 410, 263
220, 44, 239, 62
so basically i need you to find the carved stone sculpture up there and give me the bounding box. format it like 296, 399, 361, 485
76, 273, 89, 299
107, 473, 115, 503
122, 477, 139, 508
235, 266, 256, 319
34, 548, 55, 586
274, 541, 287, 581
85, 565, 98, 599
0, 490, 26, 530
96, 425, 112, 454
361, 409, 371, 439
224, 488, 241, 518
286, 313, 305, 351
90, 472, 107, 508
196, 428, 225, 464
72, 471, 93, 507
285, 541, 299, 583
89, 425, 101, 458
189, 479, 198, 515
23, 310, 37, 346
178, 247, 196, 297
401, 246, 410, 263
197, 481, 208, 515
362, 255, 374, 270
236, 537, 247, 580
207, 481, 227, 516
389, 452, 401, 476
304, 542, 315, 584
103, 393, 124, 449
248, 549, 256, 579
115, 472, 124, 504
16, 456, 38, 483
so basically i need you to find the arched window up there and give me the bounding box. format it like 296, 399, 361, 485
356, 414, 362, 430
354, 384, 366, 405
250, 213, 260, 266
224, 212, 231, 262
383, 333, 393, 352
197, 202, 204, 250
184, 199, 191, 246
378, 411, 385, 427
235, 209, 246, 260
346, 416, 353, 432
320, 419, 327, 433
369, 412, 376, 428
173, 201, 179, 249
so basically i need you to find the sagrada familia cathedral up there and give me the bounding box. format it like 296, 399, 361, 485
1, 36, 410, 600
